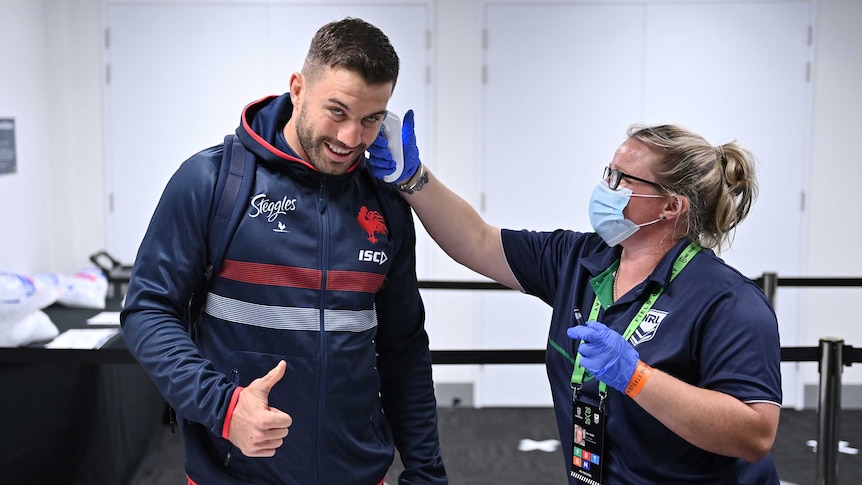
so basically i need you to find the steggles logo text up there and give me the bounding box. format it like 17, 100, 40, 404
248, 193, 297, 222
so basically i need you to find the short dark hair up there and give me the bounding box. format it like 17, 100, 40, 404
302, 17, 400, 89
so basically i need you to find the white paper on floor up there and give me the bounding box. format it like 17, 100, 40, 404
805, 439, 859, 455
518, 438, 560, 452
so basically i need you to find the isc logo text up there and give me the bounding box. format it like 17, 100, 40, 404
358, 249, 388, 265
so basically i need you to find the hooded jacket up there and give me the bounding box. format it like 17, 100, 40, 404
121, 94, 446, 484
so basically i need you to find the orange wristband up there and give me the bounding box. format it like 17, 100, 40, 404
625, 360, 653, 398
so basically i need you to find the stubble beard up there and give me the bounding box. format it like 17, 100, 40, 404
295, 103, 362, 176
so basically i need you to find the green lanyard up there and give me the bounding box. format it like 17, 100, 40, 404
571, 241, 701, 394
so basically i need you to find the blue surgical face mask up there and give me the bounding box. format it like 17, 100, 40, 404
588, 180, 665, 247
589, 180, 638, 246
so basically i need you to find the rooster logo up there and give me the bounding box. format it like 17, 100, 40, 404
357, 206, 388, 243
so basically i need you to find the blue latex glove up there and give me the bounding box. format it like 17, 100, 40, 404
567, 320, 639, 393
366, 109, 421, 184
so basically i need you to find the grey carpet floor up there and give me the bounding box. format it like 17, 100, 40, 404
131, 408, 861, 485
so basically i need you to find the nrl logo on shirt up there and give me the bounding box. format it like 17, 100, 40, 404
629, 310, 668, 346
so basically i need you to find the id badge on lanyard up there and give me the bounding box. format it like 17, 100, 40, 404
571, 390, 606, 485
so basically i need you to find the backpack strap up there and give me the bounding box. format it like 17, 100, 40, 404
187, 134, 255, 325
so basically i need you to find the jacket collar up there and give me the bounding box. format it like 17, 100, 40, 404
236, 93, 364, 188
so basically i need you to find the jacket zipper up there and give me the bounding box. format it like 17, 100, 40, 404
224, 368, 239, 467
316, 180, 329, 485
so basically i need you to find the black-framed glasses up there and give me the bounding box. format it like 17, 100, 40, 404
602, 166, 665, 191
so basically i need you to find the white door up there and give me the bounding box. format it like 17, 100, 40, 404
480, 2, 812, 407
104, 2, 432, 269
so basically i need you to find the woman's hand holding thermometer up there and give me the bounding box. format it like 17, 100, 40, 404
379, 112, 404, 183
365, 110, 422, 186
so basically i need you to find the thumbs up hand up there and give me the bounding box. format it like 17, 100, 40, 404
228, 360, 294, 457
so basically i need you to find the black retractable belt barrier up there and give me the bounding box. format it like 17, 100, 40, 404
817, 338, 844, 485
55, 270, 861, 482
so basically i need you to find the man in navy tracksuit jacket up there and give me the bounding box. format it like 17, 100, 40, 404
121, 18, 446, 485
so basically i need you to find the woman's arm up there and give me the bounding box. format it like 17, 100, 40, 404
366, 110, 521, 290
399, 166, 521, 290
632, 369, 779, 462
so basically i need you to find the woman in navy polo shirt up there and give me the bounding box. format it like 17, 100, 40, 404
368, 122, 782, 484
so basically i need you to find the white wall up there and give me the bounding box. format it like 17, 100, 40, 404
0, 0, 104, 274
1, 0, 861, 399
45, 0, 106, 276
0, 0, 52, 272
804, 0, 862, 388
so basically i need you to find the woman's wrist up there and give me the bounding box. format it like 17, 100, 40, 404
398, 163, 427, 194
625, 360, 653, 398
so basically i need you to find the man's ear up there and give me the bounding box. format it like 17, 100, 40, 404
288, 72, 304, 105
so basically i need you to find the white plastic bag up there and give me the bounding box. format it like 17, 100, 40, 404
0, 271, 55, 321
54, 268, 109, 309
0, 272, 60, 347
0, 310, 59, 347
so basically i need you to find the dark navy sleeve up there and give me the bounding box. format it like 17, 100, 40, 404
374, 192, 447, 484
120, 147, 239, 436
695, 279, 783, 404
500, 228, 595, 305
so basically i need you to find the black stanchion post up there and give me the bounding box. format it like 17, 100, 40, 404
816, 337, 843, 485
761, 272, 778, 304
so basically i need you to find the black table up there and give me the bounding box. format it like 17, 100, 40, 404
0, 299, 166, 485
